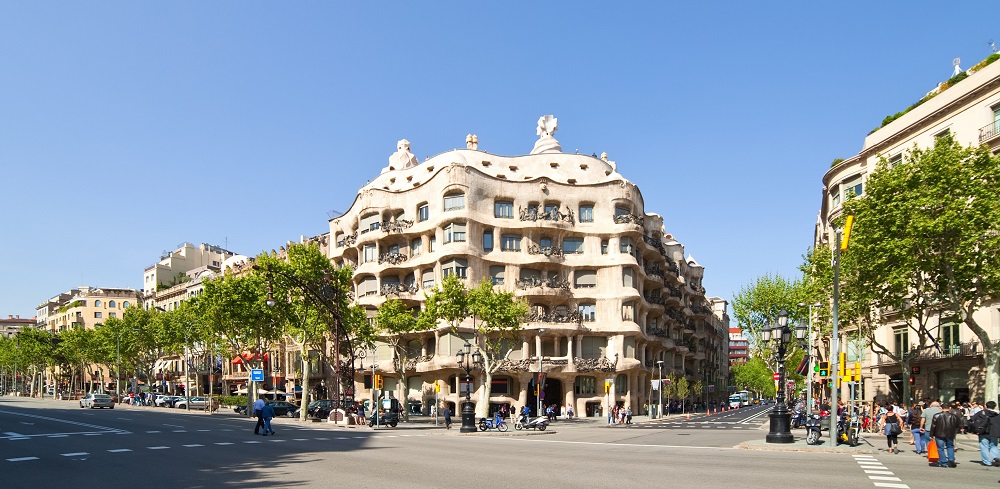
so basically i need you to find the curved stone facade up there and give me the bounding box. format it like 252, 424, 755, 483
330, 119, 729, 417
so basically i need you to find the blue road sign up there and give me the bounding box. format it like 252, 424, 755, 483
250, 369, 264, 382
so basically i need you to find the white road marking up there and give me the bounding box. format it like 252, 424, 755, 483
48, 435, 68, 438
315, 437, 329, 440
108, 449, 132, 453
869, 476, 902, 481
244, 441, 262, 444
7, 457, 39, 462
215, 442, 233, 445
293, 438, 308, 441
61, 452, 89, 457
269, 439, 286, 442
197, 429, 211, 432
183, 444, 203, 447
172, 430, 187, 433
3, 432, 24, 437
864, 470, 894, 475
872, 484, 909, 489
147, 446, 169, 450
145, 430, 161, 433
0, 409, 127, 434
164, 424, 184, 428
486, 438, 737, 450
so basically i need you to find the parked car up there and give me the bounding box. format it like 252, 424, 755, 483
269, 401, 301, 418
307, 399, 335, 419
174, 396, 219, 411
155, 395, 182, 407
80, 393, 115, 409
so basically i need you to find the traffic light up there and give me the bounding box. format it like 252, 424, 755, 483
853, 362, 861, 382
819, 361, 829, 378
374, 374, 383, 389
909, 375, 915, 385
838, 352, 846, 377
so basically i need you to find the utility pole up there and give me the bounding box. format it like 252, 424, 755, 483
830, 229, 842, 427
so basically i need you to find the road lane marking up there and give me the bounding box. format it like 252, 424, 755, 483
147, 446, 169, 450
108, 449, 132, 453
244, 441, 262, 444
183, 444, 203, 447
215, 442, 233, 445
145, 430, 161, 433
7, 457, 39, 462
872, 484, 908, 489
48, 435, 68, 438
869, 476, 902, 481
269, 439, 286, 442
0, 409, 127, 434
197, 429, 211, 432
485, 438, 737, 450
293, 438, 308, 441
864, 470, 894, 475
164, 424, 184, 427
172, 430, 187, 433
4, 432, 25, 437
315, 437, 329, 440
61, 452, 89, 457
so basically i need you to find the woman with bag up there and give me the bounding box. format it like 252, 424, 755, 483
879, 405, 905, 454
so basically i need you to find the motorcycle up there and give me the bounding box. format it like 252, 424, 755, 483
513, 414, 549, 431
805, 413, 823, 445
836, 413, 860, 446
791, 408, 807, 429
368, 410, 399, 428
479, 412, 509, 432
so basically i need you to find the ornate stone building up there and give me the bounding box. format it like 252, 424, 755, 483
328, 116, 729, 416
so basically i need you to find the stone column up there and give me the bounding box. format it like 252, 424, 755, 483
567, 334, 575, 359
535, 333, 543, 359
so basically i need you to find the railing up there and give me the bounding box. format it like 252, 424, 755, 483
691, 304, 712, 316
527, 311, 581, 323
874, 340, 984, 365
614, 213, 644, 226
381, 219, 413, 234
979, 121, 1000, 143
665, 285, 682, 298
665, 308, 685, 323
527, 245, 564, 257
380, 283, 418, 296
644, 263, 663, 278
644, 294, 666, 306
515, 276, 571, 290
336, 232, 358, 248
519, 206, 575, 224
378, 252, 408, 265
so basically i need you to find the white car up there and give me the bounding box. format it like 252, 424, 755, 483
80, 393, 115, 409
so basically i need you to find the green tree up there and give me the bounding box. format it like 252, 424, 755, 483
839, 134, 1000, 404
732, 274, 809, 360
468, 279, 527, 418
731, 357, 776, 398
675, 376, 689, 413
375, 298, 423, 421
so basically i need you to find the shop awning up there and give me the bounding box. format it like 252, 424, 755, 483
231, 352, 270, 364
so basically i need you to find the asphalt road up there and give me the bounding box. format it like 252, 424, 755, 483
2, 397, 997, 489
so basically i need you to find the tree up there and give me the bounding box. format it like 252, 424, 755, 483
731, 274, 809, 360
675, 377, 689, 413
731, 357, 776, 399
839, 134, 1000, 404
467, 280, 527, 418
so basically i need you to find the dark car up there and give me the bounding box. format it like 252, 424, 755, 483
307, 399, 335, 419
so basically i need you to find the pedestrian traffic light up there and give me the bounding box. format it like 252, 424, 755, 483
819, 361, 829, 377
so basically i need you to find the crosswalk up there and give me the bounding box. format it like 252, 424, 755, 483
852, 454, 910, 489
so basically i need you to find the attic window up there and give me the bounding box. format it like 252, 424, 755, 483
550, 162, 559, 168
508, 165, 518, 172
497, 174, 507, 179
406, 175, 413, 181
605, 170, 611, 176
427, 165, 434, 172
481, 161, 491, 167
389, 178, 396, 184
567, 178, 577, 184
580, 164, 588, 170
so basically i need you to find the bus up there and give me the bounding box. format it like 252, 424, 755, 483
728, 390, 751, 409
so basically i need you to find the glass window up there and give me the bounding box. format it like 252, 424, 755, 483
417, 204, 429, 222
574, 270, 597, 288
579, 205, 594, 223
620, 237, 634, 255
623, 268, 635, 288
109, 300, 116, 308
411, 239, 421, 256
544, 203, 559, 215
429, 236, 436, 252
574, 376, 596, 395
831, 186, 841, 208
580, 336, 607, 358
444, 222, 467, 243
540, 237, 552, 249
483, 229, 494, 252
442, 259, 468, 278
941, 321, 960, 354
893, 328, 909, 358
363, 244, 377, 263
601, 239, 608, 255
494, 201, 513, 219
360, 213, 381, 231
94, 312, 102, 318
444, 193, 465, 211
615, 374, 627, 396
622, 301, 635, 321
843, 175, 863, 199
563, 237, 584, 254
501, 234, 522, 251
578, 304, 596, 321
489, 265, 505, 285
491, 377, 510, 395
123, 301, 130, 309
109, 312, 117, 318
615, 206, 630, 217
422, 269, 435, 289
95, 300, 102, 308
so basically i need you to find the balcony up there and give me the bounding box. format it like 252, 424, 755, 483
527, 310, 581, 324
380, 283, 418, 296
613, 213, 644, 226
516, 276, 570, 291
378, 251, 408, 265
527, 245, 564, 258
336, 232, 358, 248
874, 340, 987, 366
519, 206, 575, 224
381, 219, 413, 234
979, 121, 1000, 144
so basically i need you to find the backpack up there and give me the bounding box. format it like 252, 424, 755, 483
970, 411, 993, 435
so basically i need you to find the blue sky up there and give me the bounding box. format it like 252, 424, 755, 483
2, 2, 998, 320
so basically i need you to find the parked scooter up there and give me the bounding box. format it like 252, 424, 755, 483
479, 412, 509, 432
513, 413, 550, 431
805, 413, 823, 445
369, 410, 399, 428
791, 408, 807, 429
835, 412, 860, 446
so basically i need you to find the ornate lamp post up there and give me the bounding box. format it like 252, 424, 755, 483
455, 341, 482, 433
763, 308, 807, 443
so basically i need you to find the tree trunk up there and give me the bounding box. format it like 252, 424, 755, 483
985, 346, 1000, 406
400, 370, 409, 422
477, 368, 493, 418
299, 344, 311, 421
900, 360, 910, 405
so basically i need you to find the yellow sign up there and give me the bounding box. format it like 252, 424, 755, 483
604, 380, 611, 394
840, 215, 855, 251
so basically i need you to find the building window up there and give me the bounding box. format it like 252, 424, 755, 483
363, 244, 377, 263
601, 239, 608, 255
615, 206, 630, 217
123, 301, 130, 309
843, 175, 863, 199
95, 300, 102, 308
483, 229, 494, 252
494, 200, 513, 219
575, 376, 596, 395
615, 374, 627, 396
574, 270, 597, 288
622, 268, 635, 288
579, 205, 594, 223
622, 302, 635, 322
489, 265, 505, 285
562, 237, 584, 254
491, 377, 510, 395
501, 234, 522, 251
417, 204, 429, 222
580, 336, 607, 359
544, 203, 560, 216
888, 154, 903, 167
893, 327, 909, 358
831, 186, 841, 208
359, 276, 378, 297
109, 312, 117, 318
422, 270, 435, 289
429, 236, 436, 252
444, 222, 467, 243
442, 258, 468, 279
411, 239, 421, 257
940, 321, 960, 354
578, 304, 596, 322
109, 300, 116, 308
444, 193, 465, 211
620, 237, 634, 255
539, 237, 552, 249
95, 312, 102, 319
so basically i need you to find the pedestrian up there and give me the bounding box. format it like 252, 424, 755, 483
442, 406, 452, 429
261, 400, 276, 436
969, 400, 1000, 467
919, 400, 943, 456
908, 404, 925, 454
625, 406, 633, 425
566, 403, 574, 418
879, 405, 904, 454
930, 401, 963, 468
500, 403, 509, 420
252, 396, 266, 435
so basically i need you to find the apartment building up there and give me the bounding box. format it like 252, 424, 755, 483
36, 286, 142, 333
0, 315, 35, 338
142, 242, 237, 310
326, 117, 730, 416
729, 328, 749, 366
815, 53, 1000, 404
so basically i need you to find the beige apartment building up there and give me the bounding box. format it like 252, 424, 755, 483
36, 286, 142, 333
1, 315, 35, 338
142, 242, 237, 310
815, 53, 1000, 404
326, 117, 730, 417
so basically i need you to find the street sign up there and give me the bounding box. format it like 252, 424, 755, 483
250, 369, 264, 382
787, 380, 794, 387
772, 373, 780, 381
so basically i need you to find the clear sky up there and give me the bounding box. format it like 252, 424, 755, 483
2, 2, 998, 320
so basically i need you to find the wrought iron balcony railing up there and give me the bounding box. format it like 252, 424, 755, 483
979, 121, 1000, 144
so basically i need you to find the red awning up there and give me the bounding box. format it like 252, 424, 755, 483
231, 352, 270, 364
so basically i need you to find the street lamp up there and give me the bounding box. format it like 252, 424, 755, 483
656, 360, 664, 419
763, 308, 808, 443
455, 341, 482, 433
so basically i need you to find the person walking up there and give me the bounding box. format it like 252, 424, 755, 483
919, 400, 943, 457
908, 405, 925, 454
252, 396, 266, 435
442, 406, 452, 430
879, 405, 905, 454
260, 400, 276, 436
930, 402, 963, 468
970, 400, 1000, 467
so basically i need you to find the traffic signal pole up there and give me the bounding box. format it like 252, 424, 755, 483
829, 228, 843, 427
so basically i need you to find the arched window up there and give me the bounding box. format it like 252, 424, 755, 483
122, 301, 131, 309
443, 192, 465, 211
95, 300, 102, 308
109, 300, 116, 308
